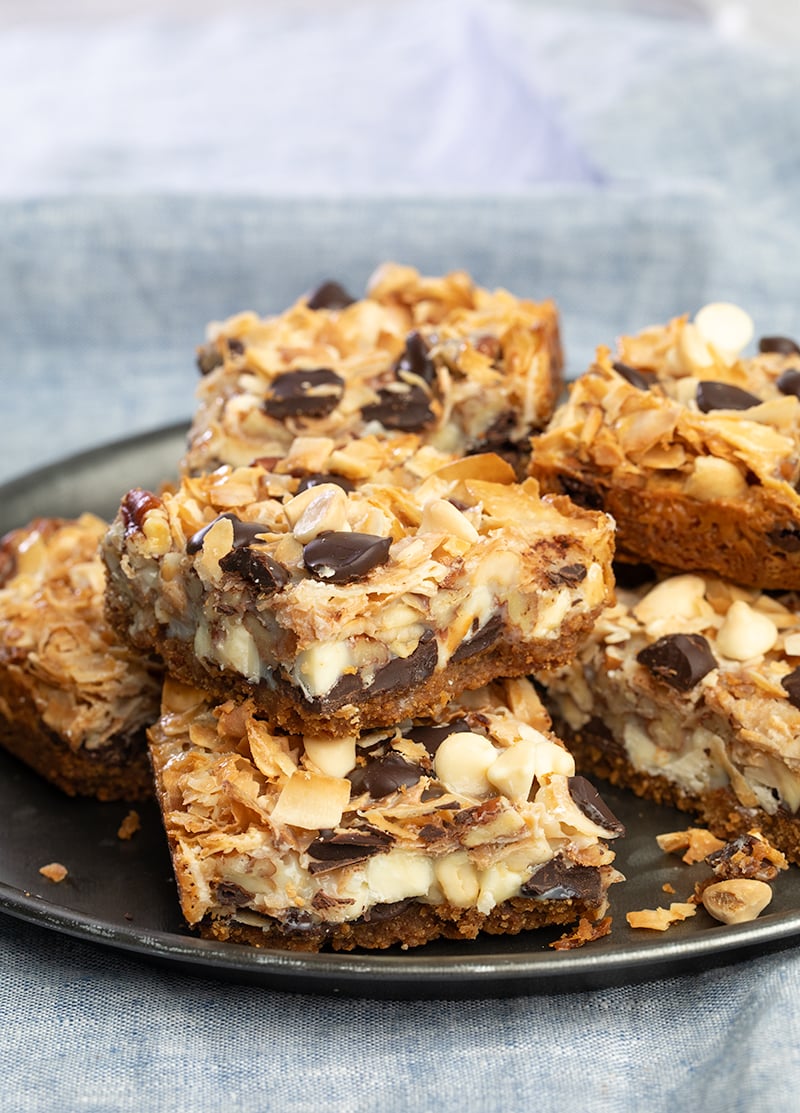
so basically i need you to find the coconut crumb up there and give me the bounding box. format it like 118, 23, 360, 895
39, 862, 68, 883
117, 809, 141, 840
550, 915, 612, 950
656, 827, 725, 864
626, 902, 697, 931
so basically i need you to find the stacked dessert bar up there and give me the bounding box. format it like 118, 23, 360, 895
98, 264, 626, 950
532, 302, 800, 863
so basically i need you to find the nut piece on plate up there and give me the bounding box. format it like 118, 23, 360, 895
538, 570, 800, 865
529, 307, 800, 589
186, 263, 563, 480
701, 879, 773, 925
103, 453, 615, 738
0, 514, 162, 800
147, 676, 624, 952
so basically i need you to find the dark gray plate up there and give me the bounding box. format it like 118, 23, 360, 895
2, 424, 800, 999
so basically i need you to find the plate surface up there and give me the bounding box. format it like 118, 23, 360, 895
2, 424, 800, 999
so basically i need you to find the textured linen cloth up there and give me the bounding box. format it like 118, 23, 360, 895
2, 3, 800, 1111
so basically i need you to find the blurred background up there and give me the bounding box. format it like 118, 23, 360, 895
2, 0, 799, 480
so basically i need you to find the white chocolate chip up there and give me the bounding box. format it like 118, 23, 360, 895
684, 457, 748, 501
476, 862, 527, 914
303, 735, 357, 778
434, 851, 481, 907
487, 739, 538, 801
218, 623, 261, 682
784, 633, 800, 657
433, 731, 499, 797
678, 322, 714, 372
694, 302, 754, 362
716, 600, 778, 661
365, 849, 435, 903
701, 879, 772, 924
288, 484, 350, 543
294, 642, 354, 698
420, 498, 480, 542
532, 739, 575, 779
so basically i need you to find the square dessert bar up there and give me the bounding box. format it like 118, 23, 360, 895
103, 453, 615, 738
185, 262, 563, 477
530, 303, 800, 589
0, 515, 162, 800
539, 568, 800, 863
148, 676, 623, 951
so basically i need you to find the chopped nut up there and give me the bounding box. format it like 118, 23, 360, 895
701, 879, 772, 924
39, 862, 68, 883
117, 810, 141, 840
684, 456, 747, 501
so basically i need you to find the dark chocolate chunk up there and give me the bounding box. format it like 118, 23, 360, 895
196, 341, 223, 376
558, 474, 604, 511
263, 368, 345, 421
294, 473, 356, 495
521, 858, 603, 904
612, 360, 652, 391
406, 717, 472, 756
777, 368, 800, 398
359, 898, 415, 923
227, 338, 245, 356
396, 330, 436, 385
480, 410, 516, 452
307, 827, 393, 874
695, 381, 761, 413
305, 671, 363, 713
368, 631, 438, 695
612, 560, 656, 590
637, 632, 717, 691
759, 336, 800, 356
767, 525, 800, 553
120, 489, 163, 537
546, 563, 587, 588
219, 546, 289, 592
305, 280, 356, 311
568, 776, 626, 835
186, 512, 273, 555
451, 613, 504, 664
361, 383, 435, 431
347, 752, 425, 798
781, 666, 800, 709
303, 531, 391, 583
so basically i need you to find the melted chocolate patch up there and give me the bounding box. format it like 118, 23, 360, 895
637, 632, 717, 691
521, 858, 603, 904
307, 671, 363, 713
305, 280, 356, 311
186, 512, 273, 555
368, 631, 438, 695
767, 525, 800, 553
212, 881, 251, 908
121, 489, 163, 537
776, 368, 800, 398
781, 666, 800, 709
303, 531, 392, 584
219, 546, 289, 592
558, 474, 604, 511
451, 613, 504, 664
396, 330, 436, 385
568, 776, 625, 835
294, 473, 356, 495
695, 381, 760, 413
759, 336, 800, 356
546, 563, 587, 588
264, 368, 345, 421
307, 827, 393, 874
361, 383, 435, 432
406, 717, 472, 757
196, 341, 223, 376
612, 360, 652, 391
347, 752, 425, 798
